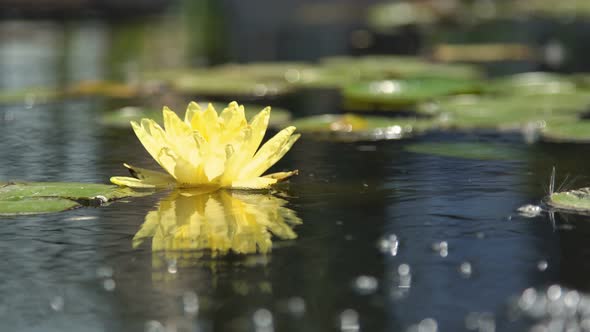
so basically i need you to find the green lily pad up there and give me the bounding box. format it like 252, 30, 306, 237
367, 2, 438, 32
542, 119, 590, 143
548, 188, 590, 213
321, 56, 483, 81
101, 103, 292, 129
420, 94, 590, 131
291, 113, 435, 141
486, 72, 577, 96
0, 87, 62, 105
168, 63, 311, 98
173, 74, 294, 98
0, 182, 142, 215
405, 142, 527, 161
343, 78, 481, 110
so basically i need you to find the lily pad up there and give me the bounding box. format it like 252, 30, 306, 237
367, 2, 438, 32
486, 72, 577, 96
404, 142, 527, 161
420, 94, 590, 131
0, 87, 62, 105
0, 181, 142, 215
321, 56, 483, 81
343, 78, 481, 109
291, 113, 435, 141
173, 75, 294, 98
101, 103, 292, 129
548, 188, 590, 213
542, 119, 590, 143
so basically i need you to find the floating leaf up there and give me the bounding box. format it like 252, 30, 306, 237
486, 72, 577, 96
420, 94, 590, 131
542, 119, 590, 143
548, 188, 590, 213
173, 75, 294, 97
0, 87, 62, 105
66, 80, 138, 99
367, 2, 438, 32
0, 182, 143, 215
405, 142, 527, 161
343, 78, 481, 110
321, 56, 483, 81
292, 113, 435, 141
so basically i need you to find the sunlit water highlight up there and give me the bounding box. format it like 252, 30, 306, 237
2, 96, 590, 332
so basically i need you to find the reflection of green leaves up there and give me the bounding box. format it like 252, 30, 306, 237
292, 113, 435, 141
549, 188, 590, 213
405, 142, 527, 161
101, 103, 292, 129
0, 182, 143, 215
343, 78, 481, 109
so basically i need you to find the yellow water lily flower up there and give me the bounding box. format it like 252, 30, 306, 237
110, 101, 300, 189
133, 189, 302, 256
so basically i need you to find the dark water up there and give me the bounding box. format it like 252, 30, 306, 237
2, 96, 590, 332
3, 14, 590, 332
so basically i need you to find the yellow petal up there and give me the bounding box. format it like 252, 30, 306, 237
184, 101, 201, 125
230, 177, 277, 189
120, 163, 175, 187
200, 103, 220, 141
238, 127, 298, 179
131, 120, 176, 177
219, 102, 247, 143
244, 106, 271, 158
162, 107, 200, 165
263, 170, 299, 182
110, 176, 159, 188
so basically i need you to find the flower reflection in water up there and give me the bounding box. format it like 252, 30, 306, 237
133, 189, 302, 257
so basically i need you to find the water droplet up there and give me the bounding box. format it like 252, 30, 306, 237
253, 308, 273, 331
398, 264, 410, 276
353, 275, 378, 295
287, 297, 306, 317
459, 262, 472, 278
465, 312, 495, 332
432, 241, 448, 257
344, 235, 354, 241
537, 260, 548, 271
96, 266, 114, 278
378, 234, 398, 256
519, 288, 538, 310
517, 204, 543, 218
340, 309, 359, 332
103, 279, 116, 291
145, 320, 165, 332
476, 232, 485, 239
50, 296, 64, 311
167, 260, 178, 274
418, 318, 438, 332
183, 291, 199, 315
547, 285, 562, 301
564, 291, 581, 309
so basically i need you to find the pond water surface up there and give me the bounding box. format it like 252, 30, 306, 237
2, 95, 590, 332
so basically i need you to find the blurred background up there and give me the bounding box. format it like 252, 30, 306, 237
4, 2, 590, 332
2, 0, 590, 106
